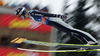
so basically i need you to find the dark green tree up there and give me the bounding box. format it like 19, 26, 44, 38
55, 0, 99, 56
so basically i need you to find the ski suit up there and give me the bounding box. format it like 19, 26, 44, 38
28, 10, 98, 44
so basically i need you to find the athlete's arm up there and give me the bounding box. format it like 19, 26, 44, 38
29, 10, 67, 19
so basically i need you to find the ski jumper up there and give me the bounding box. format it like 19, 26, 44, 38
28, 10, 98, 44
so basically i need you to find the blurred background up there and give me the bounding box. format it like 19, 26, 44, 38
0, 0, 100, 56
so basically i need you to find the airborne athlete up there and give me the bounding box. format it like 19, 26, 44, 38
15, 7, 98, 49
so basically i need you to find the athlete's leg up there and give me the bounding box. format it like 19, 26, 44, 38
48, 17, 98, 44
71, 28, 98, 44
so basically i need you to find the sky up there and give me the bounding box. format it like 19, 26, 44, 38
3, 0, 65, 14
3, 0, 96, 14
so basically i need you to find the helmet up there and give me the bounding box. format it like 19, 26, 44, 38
15, 7, 27, 19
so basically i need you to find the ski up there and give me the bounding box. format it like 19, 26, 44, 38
17, 48, 100, 52
23, 40, 100, 49
11, 38, 100, 49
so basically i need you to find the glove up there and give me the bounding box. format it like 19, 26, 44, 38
60, 15, 67, 19
57, 15, 67, 19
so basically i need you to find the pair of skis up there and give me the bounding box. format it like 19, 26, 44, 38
11, 38, 100, 52
17, 48, 100, 52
